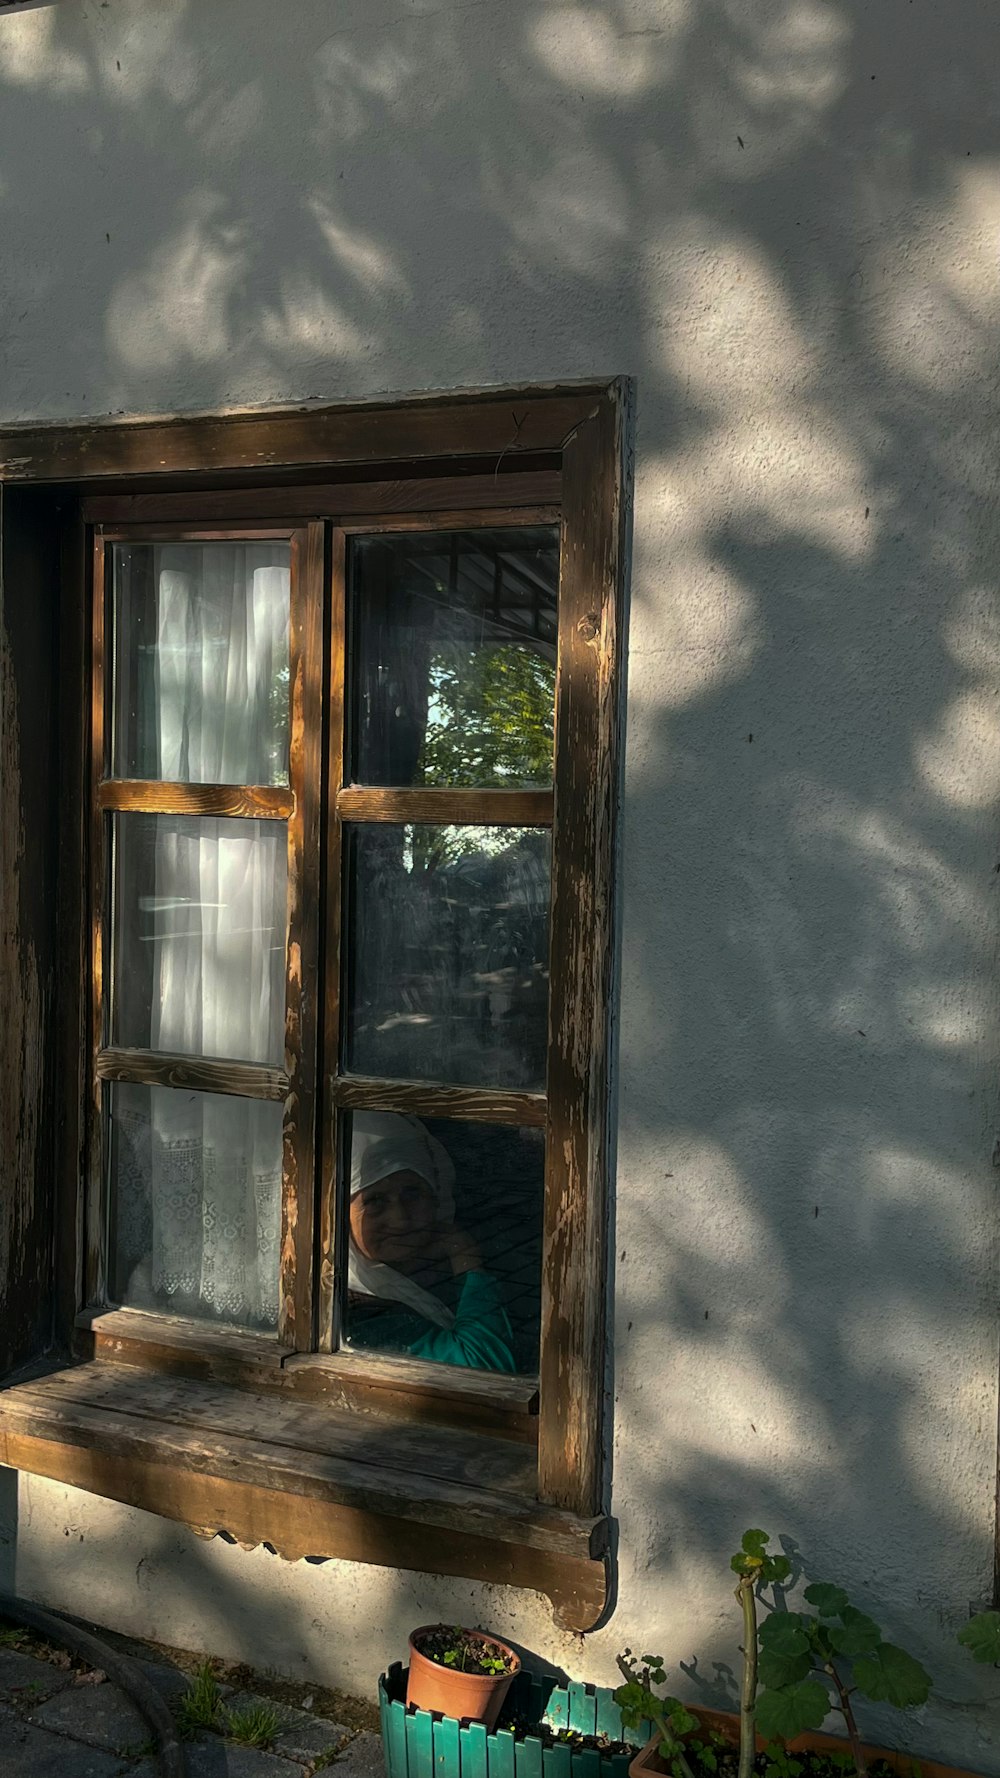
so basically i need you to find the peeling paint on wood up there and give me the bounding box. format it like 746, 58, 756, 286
539, 379, 633, 1517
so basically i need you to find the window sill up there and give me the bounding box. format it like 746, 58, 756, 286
73, 1307, 540, 1443
0, 1351, 609, 1631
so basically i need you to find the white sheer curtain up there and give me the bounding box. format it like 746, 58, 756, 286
113, 544, 290, 1332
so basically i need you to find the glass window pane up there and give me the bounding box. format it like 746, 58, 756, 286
342, 1111, 543, 1375
110, 541, 291, 786
109, 1082, 282, 1332
111, 813, 287, 1066
345, 825, 549, 1090
349, 527, 558, 787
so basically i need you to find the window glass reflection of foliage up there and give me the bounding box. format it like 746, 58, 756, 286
267, 661, 291, 786
419, 645, 555, 862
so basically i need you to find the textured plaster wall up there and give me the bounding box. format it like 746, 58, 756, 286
1, 0, 1000, 1767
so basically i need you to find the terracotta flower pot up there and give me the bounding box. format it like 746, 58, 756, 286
628, 1704, 988, 1778
406, 1624, 520, 1730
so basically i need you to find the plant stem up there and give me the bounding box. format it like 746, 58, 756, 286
736, 1576, 758, 1778
824, 1666, 868, 1778
614, 1659, 697, 1778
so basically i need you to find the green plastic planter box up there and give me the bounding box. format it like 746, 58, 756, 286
379, 1664, 650, 1778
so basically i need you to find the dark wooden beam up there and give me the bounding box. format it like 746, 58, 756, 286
336, 787, 552, 827
79, 470, 562, 526
331, 1075, 547, 1129
0, 386, 608, 485
95, 1049, 289, 1102
538, 377, 633, 1517
98, 781, 294, 820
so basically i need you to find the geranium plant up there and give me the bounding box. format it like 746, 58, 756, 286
731, 1531, 792, 1778
614, 1651, 700, 1778
754, 1579, 931, 1778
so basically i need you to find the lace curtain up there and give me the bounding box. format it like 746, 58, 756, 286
111, 544, 289, 1332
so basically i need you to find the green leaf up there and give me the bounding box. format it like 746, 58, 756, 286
765, 1555, 792, 1584
853, 1644, 931, 1709
828, 1608, 882, 1659
758, 1649, 814, 1690
755, 1681, 831, 1742
759, 1614, 812, 1656
732, 1554, 754, 1576
742, 1530, 769, 1558
958, 1612, 1000, 1665
665, 1701, 698, 1737
613, 1682, 654, 1729
803, 1584, 850, 1618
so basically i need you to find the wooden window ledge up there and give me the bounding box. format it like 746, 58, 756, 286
0, 1358, 610, 1632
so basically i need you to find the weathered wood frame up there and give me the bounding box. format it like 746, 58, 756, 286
0, 379, 631, 1616
85, 521, 324, 1351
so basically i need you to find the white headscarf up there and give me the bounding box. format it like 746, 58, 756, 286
348, 1112, 457, 1331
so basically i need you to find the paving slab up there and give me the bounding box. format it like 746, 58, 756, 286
222, 1691, 349, 1766
119, 1741, 308, 1777
0, 1649, 72, 1707
183, 1738, 308, 1776
29, 1678, 149, 1755
135, 1657, 203, 1703
0, 1714, 130, 1778
334, 1731, 386, 1778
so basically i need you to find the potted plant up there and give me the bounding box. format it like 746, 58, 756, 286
406, 1623, 521, 1730
618, 1532, 971, 1778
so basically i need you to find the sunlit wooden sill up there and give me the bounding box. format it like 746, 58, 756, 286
0, 1347, 608, 1631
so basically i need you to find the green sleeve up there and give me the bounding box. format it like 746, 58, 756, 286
406, 1270, 517, 1373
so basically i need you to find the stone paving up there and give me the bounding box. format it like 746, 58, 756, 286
0, 1642, 386, 1778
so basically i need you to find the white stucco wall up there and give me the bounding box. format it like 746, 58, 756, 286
2, 0, 1000, 1766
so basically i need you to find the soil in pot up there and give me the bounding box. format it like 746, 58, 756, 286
632, 1718, 951, 1778
498, 1710, 639, 1759
640, 1738, 897, 1778
406, 1625, 520, 1731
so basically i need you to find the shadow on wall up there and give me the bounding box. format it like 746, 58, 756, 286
0, 0, 999, 1756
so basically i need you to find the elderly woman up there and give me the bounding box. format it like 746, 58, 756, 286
346, 1111, 517, 1374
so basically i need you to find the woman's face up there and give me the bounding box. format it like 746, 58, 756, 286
350, 1169, 437, 1268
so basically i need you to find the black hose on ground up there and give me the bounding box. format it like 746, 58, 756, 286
0, 1592, 186, 1778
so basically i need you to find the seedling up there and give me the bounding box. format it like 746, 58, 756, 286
614, 1650, 699, 1778
731, 1530, 792, 1778
176, 1661, 223, 1737
223, 1699, 283, 1748
417, 1626, 513, 1676
755, 1580, 931, 1778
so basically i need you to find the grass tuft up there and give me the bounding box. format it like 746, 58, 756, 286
176, 1661, 223, 1738
223, 1700, 283, 1749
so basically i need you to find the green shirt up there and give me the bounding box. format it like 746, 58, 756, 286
348, 1270, 517, 1373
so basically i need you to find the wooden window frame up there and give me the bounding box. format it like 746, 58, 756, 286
0, 380, 632, 1627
